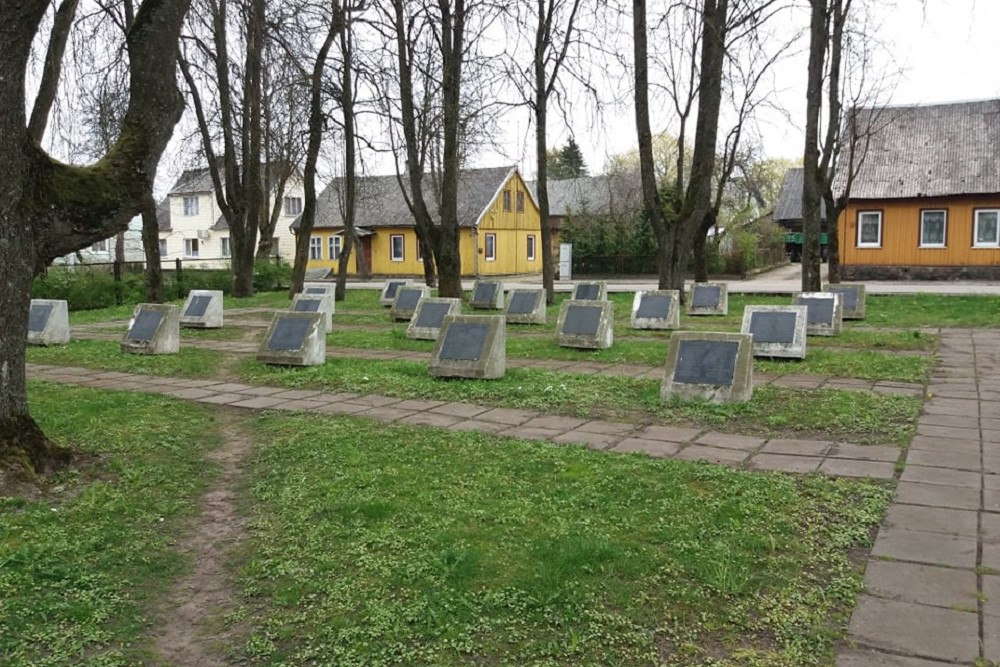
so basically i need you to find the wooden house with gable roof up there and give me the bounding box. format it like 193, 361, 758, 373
295, 165, 541, 277
836, 98, 1000, 279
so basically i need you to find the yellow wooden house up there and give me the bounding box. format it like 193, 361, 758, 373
294, 166, 542, 277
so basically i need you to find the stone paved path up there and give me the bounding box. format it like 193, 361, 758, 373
838, 329, 1000, 666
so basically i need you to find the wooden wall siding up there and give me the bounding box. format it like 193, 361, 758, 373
839, 195, 1000, 266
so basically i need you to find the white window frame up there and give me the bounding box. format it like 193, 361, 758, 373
390, 234, 405, 262
158, 239, 168, 257
90, 239, 109, 253
484, 232, 497, 262
184, 238, 200, 258
220, 237, 231, 258
856, 211, 882, 248
329, 235, 342, 261
919, 209, 947, 248
973, 209, 1000, 248
526, 234, 536, 261
284, 196, 303, 216
183, 195, 199, 216
309, 236, 323, 260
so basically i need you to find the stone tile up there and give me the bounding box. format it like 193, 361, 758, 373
673, 445, 748, 465
240, 386, 290, 397
905, 449, 981, 471
748, 453, 822, 473
196, 393, 247, 405
836, 650, 956, 667
396, 412, 462, 428
984, 512, 1000, 540
899, 465, 981, 488
761, 438, 832, 457
611, 438, 683, 458
862, 560, 979, 609
893, 481, 981, 510
871, 527, 977, 568
818, 459, 895, 479
500, 426, 563, 441
639, 425, 701, 442
166, 387, 219, 400
846, 595, 978, 663
921, 400, 979, 417
344, 394, 401, 408
206, 382, 254, 393
392, 399, 446, 411
229, 396, 290, 410
883, 505, 979, 537
828, 443, 900, 462
576, 420, 636, 436
476, 408, 535, 425
447, 420, 508, 434
312, 402, 369, 415
172, 379, 221, 388
695, 432, 765, 451
352, 407, 415, 422
916, 423, 980, 440
917, 413, 980, 428
268, 389, 323, 400
984, 428, 1000, 444
986, 622, 1000, 665
430, 403, 490, 419
984, 575, 1000, 618
520, 415, 588, 431
273, 399, 335, 412
987, 473, 1000, 491
907, 435, 981, 454
985, 488, 1000, 513
987, 454, 1000, 474
553, 430, 621, 450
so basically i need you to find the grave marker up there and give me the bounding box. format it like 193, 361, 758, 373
631, 290, 680, 330
571, 281, 606, 301
827, 283, 866, 319
407, 297, 462, 340
687, 282, 728, 316
661, 331, 754, 403
180, 290, 224, 328
303, 282, 335, 297
469, 280, 504, 309
256, 312, 326, 366
792, 292, 843, 336
741, 305, 808, 358
121, 304, 180, 355
429, 315, 506, 379
291, 292, 334, 332
27, 299, 70, 346
379, 279, 413, 306
556, 299, 614, 349
504, 288, 546, 325
391, 285, 431, 321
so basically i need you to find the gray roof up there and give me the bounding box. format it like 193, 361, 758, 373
526, 176, 615, 217
842, 98, 1000, 199
773, 167, 826, 223
296, 165, 519, 230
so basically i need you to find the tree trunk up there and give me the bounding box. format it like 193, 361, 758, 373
692, 229, 708, 282
141, 194, 163, 302
335, 234, 353, 301
535, 70, 555, 304
826, 192, 842, 283
801, 1, 826, 292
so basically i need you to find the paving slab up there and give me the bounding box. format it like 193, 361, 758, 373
695, 432, 765, 451
819, 459, 896, 479
748, 453, 822, 473
345, 394, 402, 408
987, 473, 1000, 490
271, 399, 332, 412
552, 430, 621, 450
446, 419, 508, 434
907, 435, 982, 455
916, 423, 981, 440
393, 399, 447, 411
828, 443, 900, 462
871, 527, 978, 568
311, 402, 370, 415
576, 420, 637, 436
893, 481, 981, 510
984, 575, 1000, 618
430, 403, 491, 419
520, 415, 588, 431
847, 595, 978, 663
611, 438, 683, 457
862, 560, 979, 609
905, 449, 982, 471
898, 465, 981, 488
166, 387, 219, 400
917, 413, 981, 428
883, 505, 979, 537
229, 396, 290, 410
673, 445, 747, 465
196, 393, 250, 405
836, 649, 956, 667
760, 438, 832, 456
500, 426, 565, 441
476, 408, 535, 425
396, 412, 463, 428
638, 424, 701, 442
240, 386, 287, 397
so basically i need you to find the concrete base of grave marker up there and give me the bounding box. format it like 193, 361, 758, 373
557, 299, 614, 349
407, 297, 462, 340
572, 280, 607, 301
380, 279, 413, 306
504, 288, 547, 324
828, 283, 866, 319
661, 331, 753, 403
631, 290, 680, 330
687, 282, 729, 316
429, 315, 506, 379
121, 304, 180, 355
741, 305, 808, 359
27, 299, 70, 346
256, 312, 326, 366
180, 290, 224, 328
291, 292, 334, 332
391, 286, 432, 321
793, 291, 843, 336
469, 280, 504, 309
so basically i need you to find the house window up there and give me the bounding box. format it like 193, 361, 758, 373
502, 189, 511, 212
221, 237, 231, 258
919, 210, 947, 248
284, 196, 303, 216
484, 233, 496, 261
90, 239, 109, 253
856, 211, 882, 248
309, 236, 323, 260
974, 209, 1000, 247
516, 191, 525, 213
390, 234, 405, 261
329, 235, 342, 261
526, 234, 536, 261
416, 239, 423, 262
184, 238, 200, 258
158, 239, 167, 257
183, 195, 199, 216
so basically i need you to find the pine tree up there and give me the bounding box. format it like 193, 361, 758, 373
560, 137, 587, 177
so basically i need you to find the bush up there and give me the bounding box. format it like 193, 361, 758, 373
253, 258, 292, 293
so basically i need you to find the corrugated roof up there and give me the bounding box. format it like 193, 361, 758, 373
773, 168, 827, 223
841, 98, 1000, 199
526, 176, 615, 217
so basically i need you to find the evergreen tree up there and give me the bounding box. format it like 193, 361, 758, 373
546, 138, 589, 180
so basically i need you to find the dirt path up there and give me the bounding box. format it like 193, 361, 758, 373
149, 410, 254, 667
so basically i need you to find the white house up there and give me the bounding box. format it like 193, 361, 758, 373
156, 166, 304, 268
54, 216, 145, 266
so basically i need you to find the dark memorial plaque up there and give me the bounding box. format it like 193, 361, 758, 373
439, 322, 489, 361
507, 291, 539, 315
749, 311, 797, 344
636, 294, 671, 320
305, 286, 327, 295
385, 281, 406, 299
293, 299, 322, 313
575, 283, 600, 300
800, 297, 834, 325
185, 295, 212, 317
127, 310, 163, 341
691, 285, 721, 309
473, 282, 497, 304
415, 302, 451, 329
268, 317, 312, 351
830, 286, 858, 312
563, 305, 602, 336
673, 339, 738, 386
28, 304, 53, 333
396, 288, 423, 311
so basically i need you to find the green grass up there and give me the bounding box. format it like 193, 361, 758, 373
27, 339, 227, 378
233, 413, 893, 666
860, 294, 1000, 328
0, 383, 220, 666
757, 348, 929, 383
240, 357, 920, 444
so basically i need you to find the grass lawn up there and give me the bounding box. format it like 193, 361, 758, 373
0, 383, 220, 667
27, 339, 228, 378
234, 412, 893, 666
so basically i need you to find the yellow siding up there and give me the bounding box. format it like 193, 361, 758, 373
839, 196, 1000, 267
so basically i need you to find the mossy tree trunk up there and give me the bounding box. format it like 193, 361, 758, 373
0, 0, 190, 474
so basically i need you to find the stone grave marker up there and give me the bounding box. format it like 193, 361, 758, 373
504, 288, 546, 325
571, 281, 606, 301
429, 315, 506, 379
257, 312, 326, 366
687, 282, 728, 316
827, 283, 866, 319
631, 290, 680, 330
407, 297, 462, 340
391, 285, 431, 321
661, 331, 753, 403
556, 299, 614, 349
304, 267, 331, 281
302, 282, 334, 297
379, 279, 412, 306
27, 299, 70, 346
469, 280, 504, 309
291, 292, 334, 332
121, 304, 179, 355
792, 291, 843, 336
180, 290, 224, 328
741, 305, 808, 359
